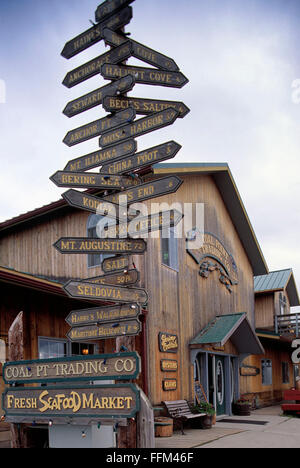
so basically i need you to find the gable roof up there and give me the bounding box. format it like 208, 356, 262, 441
254, 269, 300, 307
0, 162, 268, 276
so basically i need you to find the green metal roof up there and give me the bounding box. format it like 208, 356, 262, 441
254, 269, 300, 307
190, 313, 264, 354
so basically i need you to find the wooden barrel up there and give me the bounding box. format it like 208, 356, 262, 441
154, 417, 173, 437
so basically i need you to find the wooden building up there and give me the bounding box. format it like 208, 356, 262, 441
0, 162, 297, 423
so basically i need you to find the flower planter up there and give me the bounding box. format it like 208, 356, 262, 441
201, 415, 213, 429
232, 403, 251, 416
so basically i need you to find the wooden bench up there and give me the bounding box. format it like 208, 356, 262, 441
281, 390, 300, 415
162, 400, 206, 435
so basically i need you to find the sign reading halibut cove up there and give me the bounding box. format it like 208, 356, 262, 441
66, 303, 140, 327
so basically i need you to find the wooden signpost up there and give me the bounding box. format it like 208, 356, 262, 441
50, 171, 139, 190
63, 74, 135, 117
67, 320, 142, 342
103, 95, 190, 118
82, 269, 140, 287
102, 255, 130, 273
53, 238, 147, 255
66, 303, 140, 327
95, 0, 135, 23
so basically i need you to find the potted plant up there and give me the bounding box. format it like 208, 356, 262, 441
192, 402, 216, 429
232, 397, 252, 416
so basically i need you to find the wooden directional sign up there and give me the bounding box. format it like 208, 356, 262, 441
64, 140, 137, 172
66, 303, 140, 327
99, 108, 179, 148
62, 189, 127, 221
62, 42, 133, 89
63, 108, 136, 147
67, 320, 142, 342
103, 28, 179, 71
103, 95, 190, 119
3, 352, 141, 385
54, 238, 147, 255
63, 280, 148, 305
102, 255, 129, 273
3, 384, 140, 421
100, 141, 181, 175
63, 75, 135, 118
101, 64, 189, 88
101, 209, 183, 238
50, 171, 138, 190
103, 176, 183, 205
61, 6, 133, 59
82, 269, 139, 287
95, 0, 135, 23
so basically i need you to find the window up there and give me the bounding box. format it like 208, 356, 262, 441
282, 362, 290, 384
161, 226, 178, 270
87, 214, 115, 268
261, 359, 272, 385
279, 293, 287, 316
38, 338, 95, 359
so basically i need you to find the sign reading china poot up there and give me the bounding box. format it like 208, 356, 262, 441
3, 384, 140, 421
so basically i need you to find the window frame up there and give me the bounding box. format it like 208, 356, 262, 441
261, 359, 273, 386
161, 226, 179, 272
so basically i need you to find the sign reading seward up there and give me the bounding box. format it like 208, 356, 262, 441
2, 384, 140, 421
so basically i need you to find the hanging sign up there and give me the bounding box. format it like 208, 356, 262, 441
61, 7, 133, 59
3, 352, 141, 385
67, 319, 142, 342
99, 108, 179, 147
3, 383, 140, 421
63, 74, 135, 117
103, 95, 190, 119
63, 139, 137, 173
63, 280, 148, 305
63, 108, 136, 147
101, 63, 189, 88
103, 28, 179, 71
100, 141, 181, 175
62, 42, 133, 89
159, 333, 178, 353
66, 303, 140, 327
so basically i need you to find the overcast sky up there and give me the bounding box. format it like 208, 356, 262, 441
0, 0, 300, 307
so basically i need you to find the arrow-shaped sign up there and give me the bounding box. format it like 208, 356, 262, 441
66, 303, 140, 327
53, 238, 147, 255
101, 63, 189, 88
103, 95, 190, 119
63, 280, 148, 305
95, 0, 135, 23
62, 189, 127, 220
103, 28, 179, 72
50, 171, 138, 190
103, 176, 183, 205
99, 108, 179, 148
100, 141, 181, 175
67, 319, 142, 341
64, 140, 137, 172
62, 41, 133, 88
82, 269, 139, 287
101, 209, 183, 238
63, 75, 135, 118
102, 255, 130, 273
63, 108, 136, 147
61, 7, 132, 59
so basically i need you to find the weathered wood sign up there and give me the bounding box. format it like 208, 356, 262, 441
64, 140, 137, 172
63, 75, 135, 117
3, 352, 141, 385
99, 108, 179, 147
103, 95, 190, 119
67, 319, 142, 342
63, 108, 136, 147
100, 141, 181, 175
160, 360, 178, 372
82, 269, 139, 287
101, 64, 189, 89
102, 255, 130, 273
63, 280, 148, 305
103, 28, 179, 71
50, 171, 138, 190
61, 7, 133, 59
103, 176, 183, 205
63, 42, 133, 89
95, 0, 135, 23
54, 238, 147, 255
66, 303, 140, 326
3, 384, 140, 421
159, 333, 179, 353
101, 209, 183, 238
162, 379, 177, 391
62, 189, 125, 220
